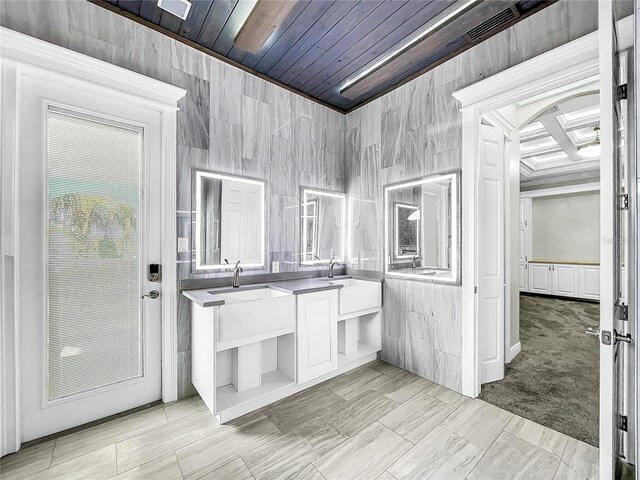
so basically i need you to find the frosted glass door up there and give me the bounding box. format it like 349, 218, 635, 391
47, 110, 142, 400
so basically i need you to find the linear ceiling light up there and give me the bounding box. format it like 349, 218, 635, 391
235, 0, 298, 54
339, 0, 481, 95
157, 0, 191, 20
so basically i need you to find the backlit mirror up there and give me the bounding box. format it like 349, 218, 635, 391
193, 170, 265, 271
300, 188, 346, 265
384, 171, 460, 283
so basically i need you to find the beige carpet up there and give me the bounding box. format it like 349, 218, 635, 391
479, 294, 600, 446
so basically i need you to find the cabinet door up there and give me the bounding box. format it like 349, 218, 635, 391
519, 263, 529, 291
529, 264, 551, 294
297, 290, 338, 384
552, 264, 579, 297
579, 265, 600, 300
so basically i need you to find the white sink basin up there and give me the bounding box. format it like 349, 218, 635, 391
330, 279, 381, 315
215, 287, 289, 304
214, 287, 295, 350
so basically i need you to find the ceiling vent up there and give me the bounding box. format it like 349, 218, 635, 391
467, 8, 516, 40
157, 0, 192, 20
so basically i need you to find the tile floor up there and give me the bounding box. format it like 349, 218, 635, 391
1, 360, 599, 480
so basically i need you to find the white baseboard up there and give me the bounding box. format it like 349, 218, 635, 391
506, 342, 522, 363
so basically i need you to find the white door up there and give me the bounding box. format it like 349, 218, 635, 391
529, 264, 552, 294
598, 1, 635, 475
519, 198, 531, 292
551, 264, 578, 297
478, 125, 505, 384
297, 291, 338, 384
18, 73, 163, 441
220, 179, 262, 265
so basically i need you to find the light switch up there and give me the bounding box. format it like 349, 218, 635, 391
177, 237, 189, 253
351, 258, 359, 267
272, 261, 280, 273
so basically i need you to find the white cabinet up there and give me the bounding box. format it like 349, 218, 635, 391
529, 263, 552, 294
296, 290, 338, 384
552, 264, 579, 297
579, 265, 600, 300
519, 263, 528, 291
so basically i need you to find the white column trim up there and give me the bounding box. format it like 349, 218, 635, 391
0, 27, 185, 453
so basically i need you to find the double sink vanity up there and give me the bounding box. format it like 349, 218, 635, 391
183, 275, 382, 422
182, 167, 460, 423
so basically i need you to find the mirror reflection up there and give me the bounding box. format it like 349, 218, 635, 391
385, 172, 459, 283
300, 189, 346, 265
193, 170, 265, 271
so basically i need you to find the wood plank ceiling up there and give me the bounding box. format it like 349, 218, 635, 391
97, 0, 556, 112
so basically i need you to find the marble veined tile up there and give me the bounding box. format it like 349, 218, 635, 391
116, 409, 222, 473
422, 382, 468, 407
68, 30, 124, 68
562, 437, 599, 480
209, 117, 242, 173
198, 457, 254, 480
388, 426, 484, 480
124, 22, 172, 83
467, 432, 560, 480
321, 365, 389, 400
505, 415, 569, 458
377, 472, 397, 480
372, 370, 433, 404
289, 464, 325, 480
163, 394, 209, 423
370, 360, 407, 378
210, 60, 244, 126
172, 69, 209, 150
0, 0, 70, 49
110, 452, 182, 480
244, 74, 272, 104
175, 413, 280, 479
171, 40, 210, 80
262, 386, 346, 433
379, 392, 456, 444
52, 405, 167, 465
0, 439, 55, 480
313, 422, 412, 480
242, 433, 318, 480
290, 416, 346, 457
321, 390, 399, 438
69, 0, 125, 48
33, 445, 117, 480
553, 461, 588, 480
242, 96, 271, 162
440, 399, 512, 449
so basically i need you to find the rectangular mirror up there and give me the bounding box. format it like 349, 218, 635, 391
193, 170, 265, 271
300, 188, 346, 265
384, 171, 460, 283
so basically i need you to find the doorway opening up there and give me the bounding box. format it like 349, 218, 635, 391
478, 77, 603, 446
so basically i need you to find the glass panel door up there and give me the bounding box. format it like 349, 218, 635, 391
47, 108, 143, 400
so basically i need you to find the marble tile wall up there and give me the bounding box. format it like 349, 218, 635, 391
0, 0, 345, 399
344, 0, 599, 392
1, 0, 602, 398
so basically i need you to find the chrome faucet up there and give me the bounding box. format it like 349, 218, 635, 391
232, 261, 243, 288
328, 257, 339, 278
411, 255, 422, 269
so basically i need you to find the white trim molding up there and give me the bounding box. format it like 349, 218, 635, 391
452, 15, 633, 399
0, 27, 185, 454
520, 181, 600, 199
506, 341, 522, 364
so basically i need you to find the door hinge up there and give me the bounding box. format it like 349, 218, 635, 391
619, 194, 629, 210
615, 302, 628, 321
474, 286, 478, 294
617, 84, 628, 100
618, 414, 628, 432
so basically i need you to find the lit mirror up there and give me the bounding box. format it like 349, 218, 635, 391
193, 170, 265, 271
384, 171, 460, 283
300, 188, 346, 265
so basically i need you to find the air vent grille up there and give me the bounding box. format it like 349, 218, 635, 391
467, 8, 516, 40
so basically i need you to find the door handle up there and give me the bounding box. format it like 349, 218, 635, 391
585, 327, 599, 338
141, 290, 160, 300
614, 329, 633, 344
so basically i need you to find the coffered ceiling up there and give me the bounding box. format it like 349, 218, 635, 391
96, 0, 555, 112
516, 76, 601, 184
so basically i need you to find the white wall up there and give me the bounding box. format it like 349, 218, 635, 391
532, 191, 600, 262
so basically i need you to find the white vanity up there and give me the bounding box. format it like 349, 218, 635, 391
183, 276, 382, 422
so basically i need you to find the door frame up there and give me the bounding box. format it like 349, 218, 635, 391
453, 16, 633, 396
0, 27, 186, 455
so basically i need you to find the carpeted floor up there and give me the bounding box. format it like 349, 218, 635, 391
479, 294, 600, 446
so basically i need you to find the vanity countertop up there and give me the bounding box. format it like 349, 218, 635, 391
182, 275, 374, 308
528, 259, 600, 266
